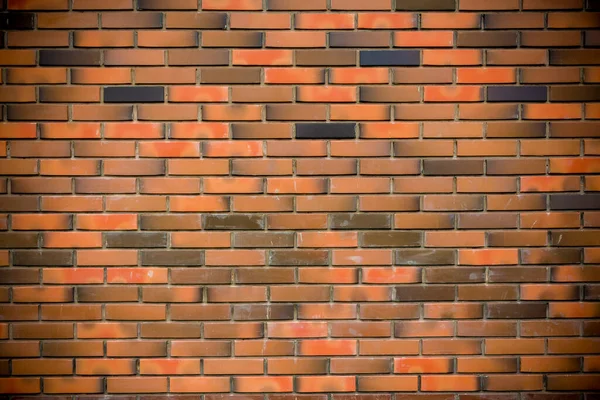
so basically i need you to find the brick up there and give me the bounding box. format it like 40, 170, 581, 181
359, 50, 420, 66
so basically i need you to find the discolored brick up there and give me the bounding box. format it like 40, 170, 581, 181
295, 123, 356, 139
423, 160, 484, 176
104, 232, 167, 248
360, 50, 420, 66
204, 214, 264, 230
0, 12, 35, 29
396, 0, 456, 10
487, 86, 548, 102
39, 50, 101, 66
104, 86, 165, 103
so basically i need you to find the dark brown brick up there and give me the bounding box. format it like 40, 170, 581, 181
550, 231, 600, 247
141, 250, 204, 266
201, 32, 263, 48
395, 285, 455, 301
0, 233, 39, 248
426, 267, 486, 283
329, 32, 391, 48
330, 214, 392, 230
269, 250, 329, 266
233, 304, 295, 320
104, 232, 167, 248
360, 232, 422, 247
170, 268, 232, 284
396, 0, 456, 10
457, 32, 518, 48
424, 160, 484, 176
550, 86, 600, 101
550, 49, 600, 65
77, 287, 139, 302
233, 232, 295, 248
0, 268, 39, 284
486, 122, 546, 138
13, 250, 73, 266
168, 49, 229, 65
204, 214, 264, 230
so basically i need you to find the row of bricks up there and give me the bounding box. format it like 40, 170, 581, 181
2, 157, 599, 173
1, 208, 599, 228
2, 355, 600, 375
3, 247, 597, 265
2, 139, 598, 156
2, 106, 600, 123
3, 104, 600, 122
2, 0, 599, 12
1, 122, 597, 138
2, 301, 599, 319
2, 280, 599, 298
1, 210, 599, 229
3, 67, 600, 84
0, 246, 596, 265
2, 228, 600, 247
2, 11, 600, 30
1, 374, 599, 394
0, 304, 600, 322
0, 260, 597, 279
3, 49, 600, 66
2, 92, 600, 113
2, 30, 600, 48
2, 176, 599, 194
2, 337, 599, 357
3, 86, 600, 104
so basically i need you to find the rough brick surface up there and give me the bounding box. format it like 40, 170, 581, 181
0, 0, 600, 396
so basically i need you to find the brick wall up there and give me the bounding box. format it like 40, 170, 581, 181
0, 0, 599, 397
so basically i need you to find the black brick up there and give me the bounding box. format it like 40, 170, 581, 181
39, 50, 102, 66
396, 0, 456, 10
141, 250, 204, 266
359, 50, 421, 66
550, 194, 600, 210
589, 0, 600, 9
295, 123, 356, 139
487, 86, 547, 102
104, 86, 165, 103
0, 12, 35, 29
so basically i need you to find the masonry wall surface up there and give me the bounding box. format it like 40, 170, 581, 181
0, 0, 600, 397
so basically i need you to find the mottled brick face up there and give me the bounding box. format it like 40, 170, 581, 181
0, 0, 599, 396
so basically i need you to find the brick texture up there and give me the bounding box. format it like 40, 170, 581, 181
0, 0, 600, 396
